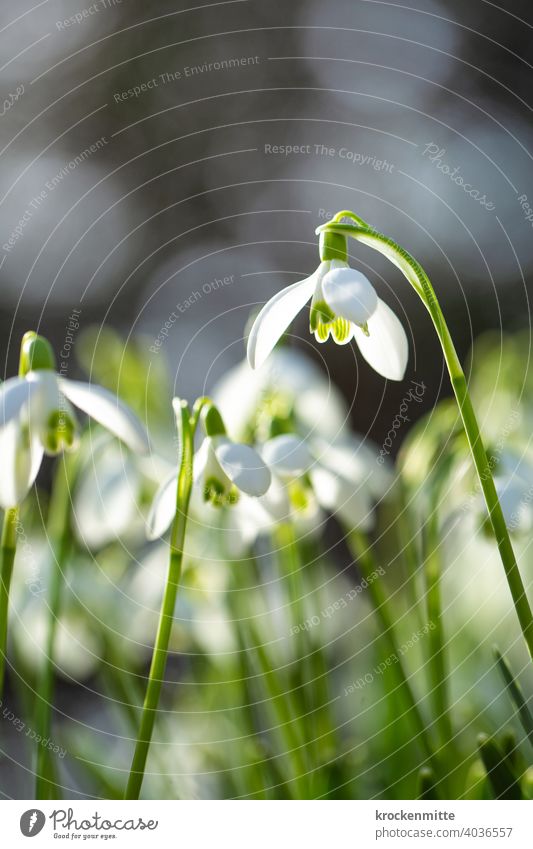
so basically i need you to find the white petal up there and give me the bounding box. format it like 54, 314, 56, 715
0, 376, 37, 428
247, 272, 319, 369
73, 441, 142, 548
59, 378, 149, 454
255, 475, 292, 524
261, 434, 314, 478
0, 419, 43, 508
311, 466, 374, 531
214, 439, 271, 496
312, 434, 393, 499
322, 267, 378, 325
352, 298, 408, 381
193, 437, 230, 492
146, 470, 178, 540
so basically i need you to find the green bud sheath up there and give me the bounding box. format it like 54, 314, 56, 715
202, 403, 227, 437
19, 331, 56, 376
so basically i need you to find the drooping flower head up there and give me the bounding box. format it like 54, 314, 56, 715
0, 331, 149, 509
247, 223, 408, 380
147, 399, 271, 539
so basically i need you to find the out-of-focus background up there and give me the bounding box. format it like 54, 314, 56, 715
2, 0, 532, 437
2, 0, 533, 801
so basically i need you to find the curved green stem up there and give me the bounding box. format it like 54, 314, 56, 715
0, 508, 19, 700
318, 216, 533, 661
34, 454, 77, 799
125, 400, 194, 799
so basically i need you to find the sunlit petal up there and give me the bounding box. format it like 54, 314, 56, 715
146, 469, 178, 540
247, 273, 318, 369
352, 298, 408, 380
0, 376, 37, 428
322, 267, 378, 325
0, 419, 43, 508
59, 378, 149, 454
215, 439, 271, 496
262, 434, 314, 478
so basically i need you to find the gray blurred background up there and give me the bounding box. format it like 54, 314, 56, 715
1, 0, 532, 441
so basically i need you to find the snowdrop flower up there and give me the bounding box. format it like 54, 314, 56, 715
247, 232, 408, 380
0, 332, 149, 509
213, 348, 349, 443
72, 435, 167, 549
147, 431, 271, 540
262, 431, 394, 534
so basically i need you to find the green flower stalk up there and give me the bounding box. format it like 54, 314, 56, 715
34, 453, 78, 799
249, 209, 533, 660
124, 399, 195, 800
0, 508, 18, 699
125, 398, 271, 798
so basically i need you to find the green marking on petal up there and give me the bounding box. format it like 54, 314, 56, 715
43, 409, 78, 454
332, 317, 351, 343
314, 323, 331, 343
225, 485, 240, 506
359, 321, 370, 337
204, 476, 227, 506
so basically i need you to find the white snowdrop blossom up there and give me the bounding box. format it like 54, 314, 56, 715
212, 348, 350, 443
247, 238, 408, 380
147, 435, 271, 540
0, 332, 149, 509
261, 432, 394, 534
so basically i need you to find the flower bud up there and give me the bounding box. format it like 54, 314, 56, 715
19, 332, 56, 376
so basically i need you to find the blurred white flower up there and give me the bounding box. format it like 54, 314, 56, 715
72, 436, 164, 550
0, 336, 149, 509
481, 450, 533, 535
247, 259, 408, 379
212, 347, 349, 442
262, 431, 394, 534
